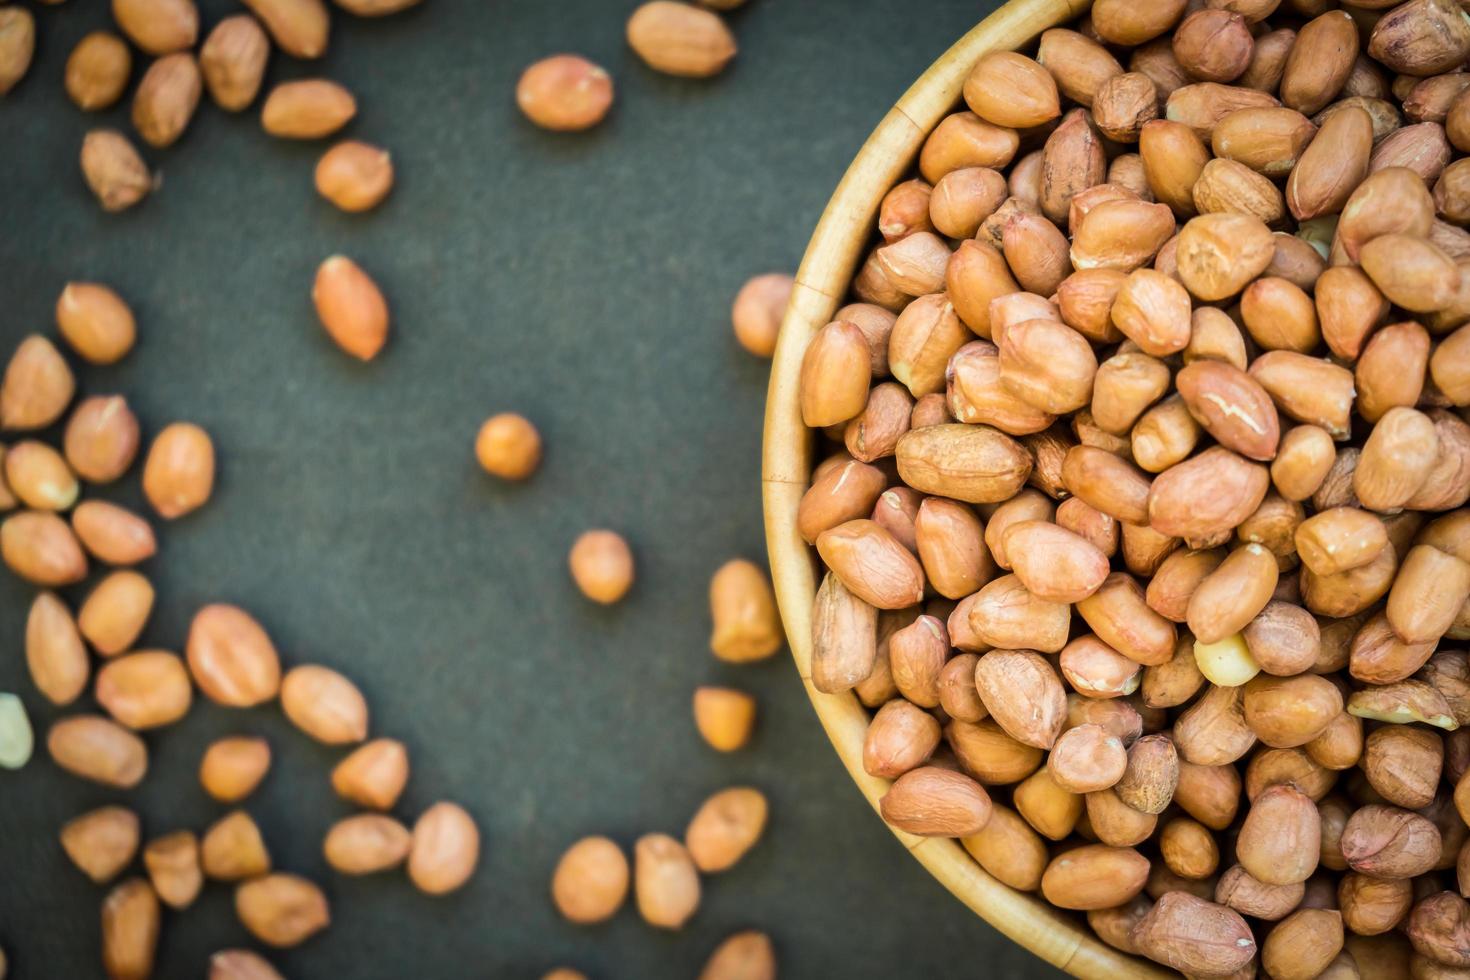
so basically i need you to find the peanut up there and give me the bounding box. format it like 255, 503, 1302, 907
551, 835, 628, 923
686, 786, 767, 873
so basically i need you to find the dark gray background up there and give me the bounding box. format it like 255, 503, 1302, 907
0, 0, 1064, 976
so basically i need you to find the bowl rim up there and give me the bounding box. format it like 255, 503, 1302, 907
760, 1, 1175, 976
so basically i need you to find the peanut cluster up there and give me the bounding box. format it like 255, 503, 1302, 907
798, 1, 1470, 976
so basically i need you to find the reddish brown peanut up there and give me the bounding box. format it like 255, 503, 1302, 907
516, 55, 613, 131
65, 33, 132, 112
70, 501, 155, 567
280, 664, 368, 744
880, 766, 992, 837
26, 592, 89, 706
186, 604, 280, 707
315, 140, 394, 212
633, 832, 700, 929
47, 714, 146, 788
199, 15, 269, 111
64, 396, 140, 485
698, 931, 775, 980
552, 835, 628, 924
474, 412, 541, 481
332, 738, 409, 810
142, 422, 214, 519
693, 686, 756, 753
686, 786, 767, 873
60, 806, 139, 884
235, 873, 329, 947
408, 802, 478, 895
731, 273, 793, 358
625, 2, 735, 79
95, 651, 190, 730
102, 877, 160, 980
56, 284, 135, 365
569, 529, 634, 604
261, 79, 355, 138
323, 814, 411, 875
313, 256, 388, 360
199, 736, 270, 803
143, 831, 202, 909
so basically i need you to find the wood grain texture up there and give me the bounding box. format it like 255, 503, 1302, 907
762, 1, 1177, 976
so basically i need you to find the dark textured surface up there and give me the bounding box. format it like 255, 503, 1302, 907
0, 1, 1065, 977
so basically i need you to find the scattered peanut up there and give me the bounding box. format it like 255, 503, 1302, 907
315, 140, 395, 212
568, 529, 634, 604
474, 412, 541, 480
517, 55, 614, 131
731, 273, 794, 358
626, 1, 736, 79
692, 686, 756, 752
551, 835, 629, 924
64, 33, 132, 112
408, 801, 479, 894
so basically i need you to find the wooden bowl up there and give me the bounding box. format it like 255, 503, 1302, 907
761, 2, 1176, 976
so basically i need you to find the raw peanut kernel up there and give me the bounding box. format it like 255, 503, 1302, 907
71, 501, 155, 566
2, 335, 75, 431
142, 422, 214, 519
0, 8, 32, 97
199, 735, 271, 802
692, 686, 756, 752
516, 55, 613, 131
80, 130, 153, 212
26, 592, 89, 706
201, 810, 270, 880
60, 33, 128, 112
4, 441, 79, 511
242, 0, 330, 60
408, 801, 479, 894
686, 786, 767, 873
261, 79, 355, 138
879, 766, 992, 837
95, 650, 191, 730
552, 835, 629, 923
332, 737, 409, 809
185, 604, 281, 707
112, 0, 198, 55
708, 558, 781, 661
568, 529, 634, 603
863, 698, 940, 778
625, 1, 736, 79
209, 949, 285, 980
315, 140, 394, 212
699, 931, 776, 980
60, 806, 139, 883
64, 395, 141, 483
474, 412, 541, 481
47, 714, 147, 788
102, 877, 160, 980
963, 51, 1061, 130
279, 664, 368, 744
55, 283, 135, 364
132, 52, 202, 149
634, 832, 701, 929
1176, 360, 1280, 461
313, 255, 389, 360
199, 15, 269, 112
1, 511, 89, 586
323, 814, 411, 875
730, 273, 793, 358
235, 873, 329, 947
143, 831, 202, 909
79, 571, 155, 656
